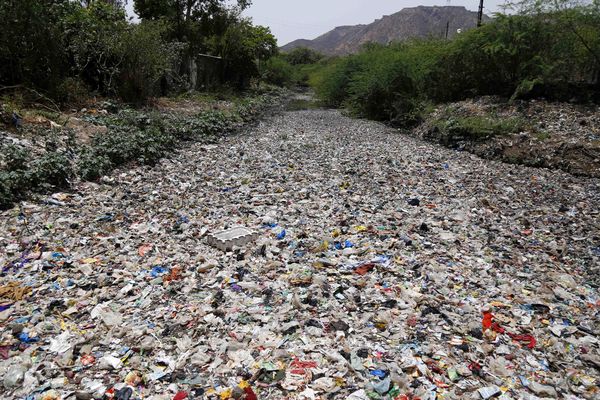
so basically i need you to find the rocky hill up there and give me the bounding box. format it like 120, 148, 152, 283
282, 6, 490, 55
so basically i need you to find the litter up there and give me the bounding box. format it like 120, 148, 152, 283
207, 227, 258, 251
0, 108, 598, 399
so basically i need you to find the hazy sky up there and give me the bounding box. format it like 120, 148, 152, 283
126, 1, 507, 46
244, 1, 507, 45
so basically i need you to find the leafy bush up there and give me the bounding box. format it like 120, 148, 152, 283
1, 144, 30, 171
0, 0, 72, 97
57, 77, 91, 106
283, 47, 324, 65
311, 41, 445, 125
311, 57, 365, 107
433, 116, 525, 140
118, 21, 178, 102
30, 151, 72, 189
0, 141, 72, 208
428, 6, 599, 101
61, 1, 129, 95
77, 148, 113, 181
346, 47, 418, 123
263, 57, 295, 87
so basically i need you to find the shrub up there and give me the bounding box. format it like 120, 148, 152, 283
311, 57, 365, 107
428, 9, 600, 101
57, 77, 90, 107
346, 48, 416, 122
311, 41, 446, 125
0, 173, 13, 209
77, 148, 113, 181
118, 22, 175, 102
61, 1, 129, 96
263, 57, 294, 87
433, 116, 525, 140
30, 151, 72, 189
283, 47, 324, 65
0, 0, 72, 97
1, 144, 30, 171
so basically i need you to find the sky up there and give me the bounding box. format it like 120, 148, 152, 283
243, 0, 507, 45
126, 1, 508, 46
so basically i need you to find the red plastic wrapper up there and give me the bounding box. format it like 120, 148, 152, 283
173, 392, 188, 400
507, 333, 537, 349
244, 386, 258, 400
355, 262, 375, 275
482, 311, 535, 349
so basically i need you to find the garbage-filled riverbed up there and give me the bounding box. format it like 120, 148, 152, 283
1, 109, 599, 399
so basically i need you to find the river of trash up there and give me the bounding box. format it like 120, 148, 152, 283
1, 109, 599, 399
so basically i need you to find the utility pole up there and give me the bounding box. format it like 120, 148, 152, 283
477, 0, 484, 27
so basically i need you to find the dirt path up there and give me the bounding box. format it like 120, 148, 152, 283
1, 109, 599, 399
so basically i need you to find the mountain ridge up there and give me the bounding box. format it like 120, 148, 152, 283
281, 6, 490, 55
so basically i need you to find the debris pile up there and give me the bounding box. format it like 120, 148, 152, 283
0, 109, 598, 399
416, 97, 600, 178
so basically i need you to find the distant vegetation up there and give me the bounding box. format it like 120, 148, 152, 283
301, 0, 600, 126
0, 0, 279, 104
262, 47, 325, 88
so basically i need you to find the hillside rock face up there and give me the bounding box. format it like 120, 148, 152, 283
281, 6, 490, 55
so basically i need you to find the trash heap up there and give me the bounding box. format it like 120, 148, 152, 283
1, 109, 599, 399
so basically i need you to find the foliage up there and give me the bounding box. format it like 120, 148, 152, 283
432, 115, 525, 140
0, 0, 73, 97
118, 21, 177, 102
133, 0, 272, 90
0, 91, 279, 210
62, 2, 129, 95
0, 138, 72, 208
57, 77, 91, 106
310, 5, 600, 125
211, 19, 278, 88
310, 57, 364, 107
262, 53, 326, 88
283, 47, 324, 65
31, 151, 72, 189
262, 57, 295, 87
1, 0, 280, 103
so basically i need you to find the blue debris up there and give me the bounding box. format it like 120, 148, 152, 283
370, 369, 387, 378
18, 332, 39, 343
150, 266, 169, 278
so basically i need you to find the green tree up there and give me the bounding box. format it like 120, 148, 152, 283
134, 0, 251, 44
61, 1, 129, 94
211, 19, 277, 88
118, 21, 177, 101
283, 47, 324, 65
505, 0, 600, 84
262, 57, 294, 87
0, 0, 73, 95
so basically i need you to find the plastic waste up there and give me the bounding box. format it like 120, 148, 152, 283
0, 101, 598, 400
